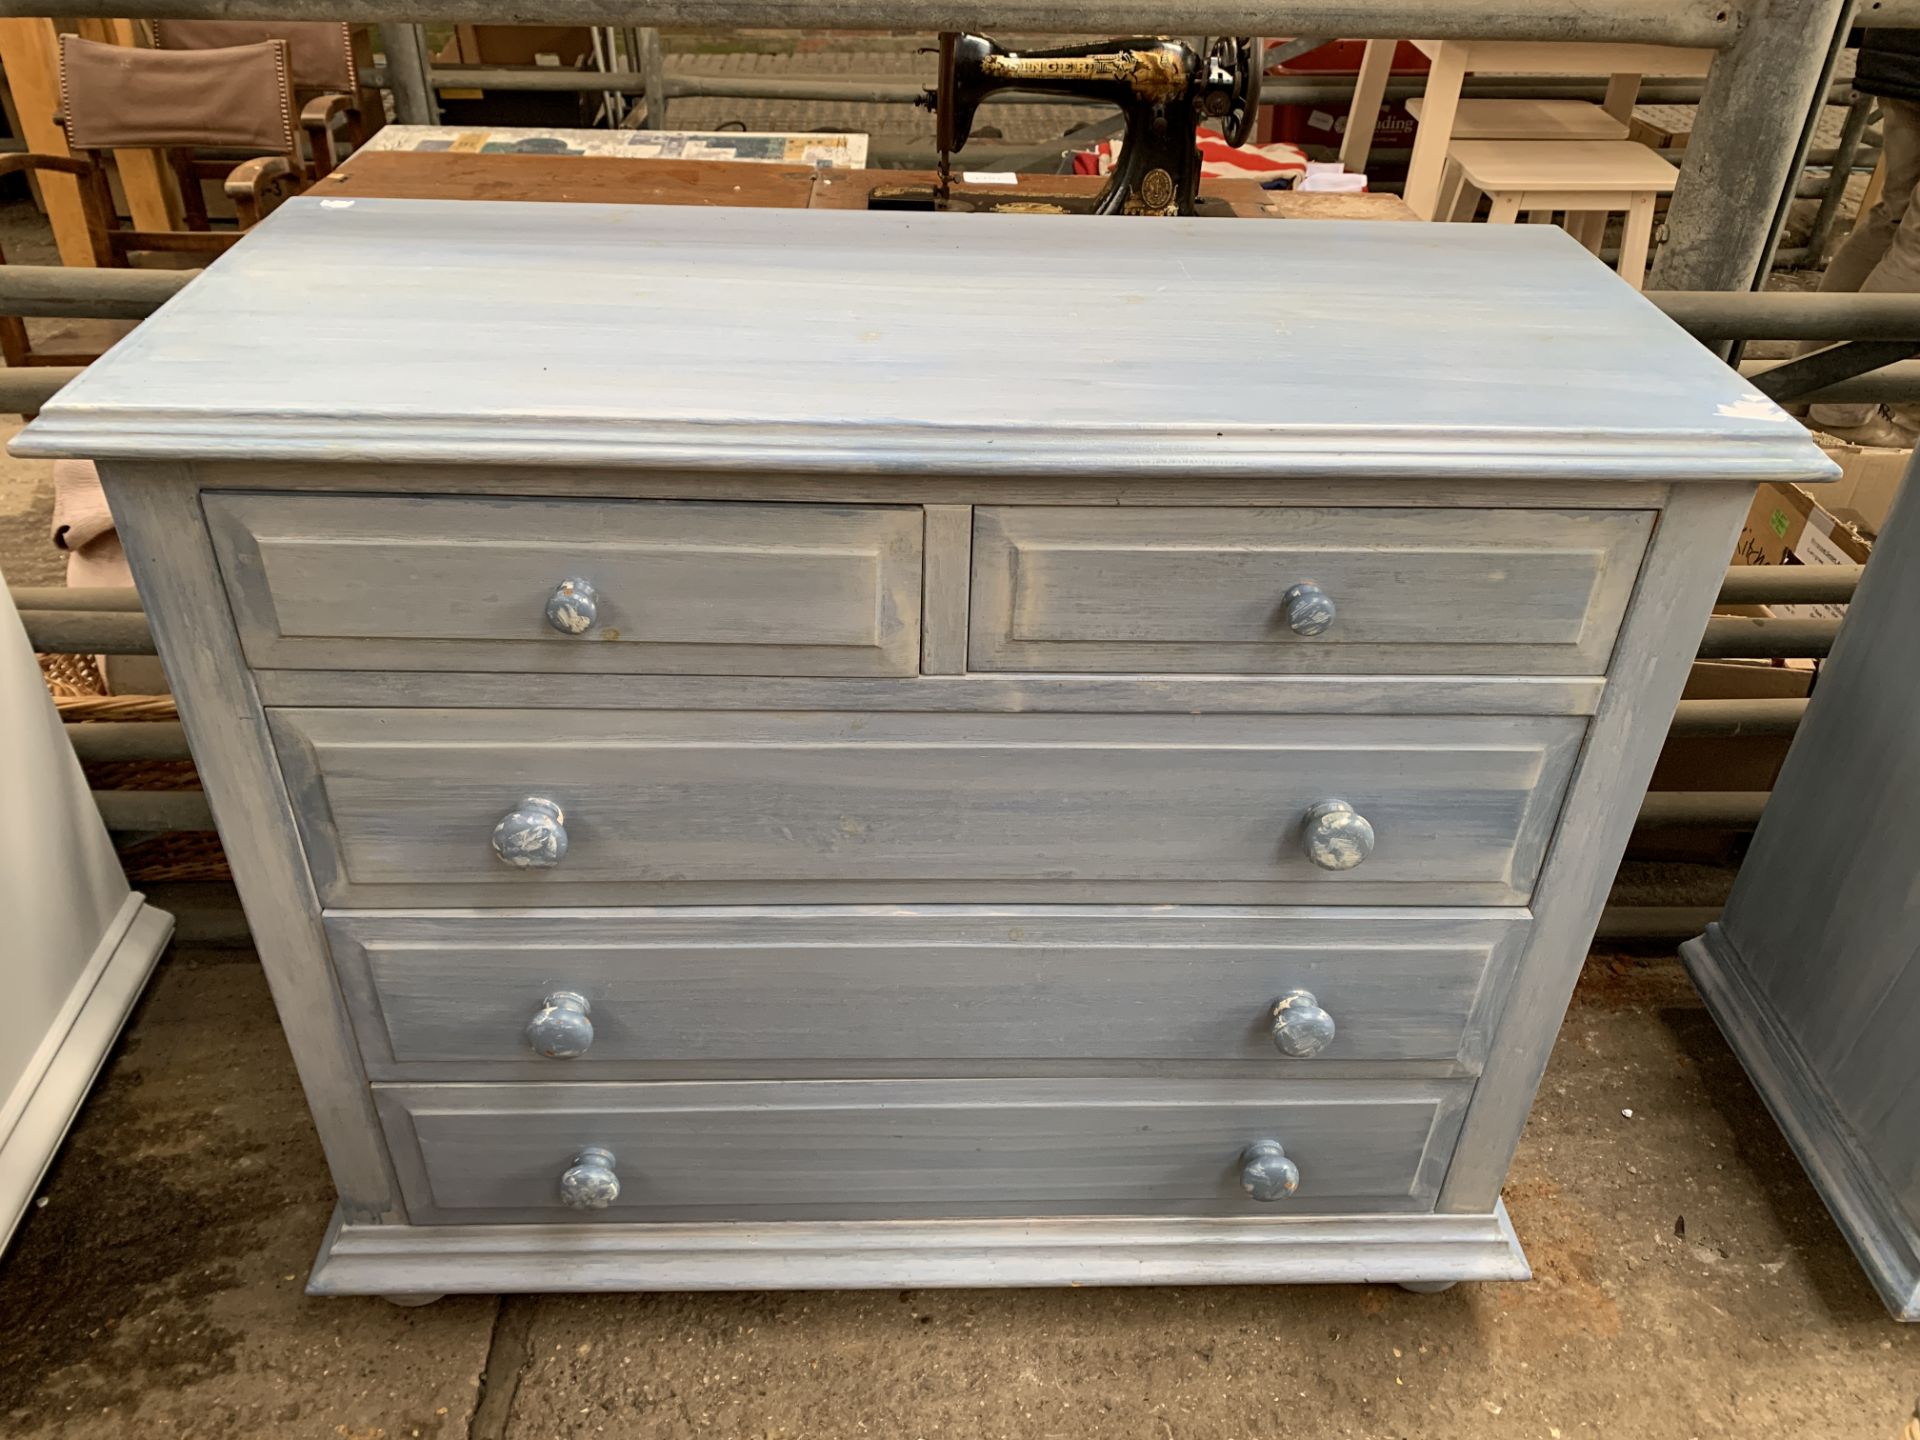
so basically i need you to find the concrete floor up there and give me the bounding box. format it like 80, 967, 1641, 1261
2, 945, 1915, 1440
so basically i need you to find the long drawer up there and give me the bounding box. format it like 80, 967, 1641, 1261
375, 1078, 1471, 1223
206, 491, 925, 677
274, 708, 1583, 906
971, 505, 1653, 675
330, 909, 1530, 1078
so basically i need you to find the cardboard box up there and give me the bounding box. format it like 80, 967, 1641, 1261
1628, 115, 1690, 153
1814, 441, 1910, 540
1260, 40, 1429, 157
1732, 479, 1871, 621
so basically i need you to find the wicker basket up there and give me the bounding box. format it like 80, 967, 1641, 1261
39, 650, 106, 699
38, 651, 228, 885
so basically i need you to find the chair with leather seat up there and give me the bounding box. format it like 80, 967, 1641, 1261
149, 19, 380, 179
0, 35, 306, 367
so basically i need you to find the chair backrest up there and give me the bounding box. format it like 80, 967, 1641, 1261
149, 20, 358, 95
59, 34, 298, 156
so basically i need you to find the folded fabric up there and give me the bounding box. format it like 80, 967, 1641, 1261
1073, 136, 1310, 187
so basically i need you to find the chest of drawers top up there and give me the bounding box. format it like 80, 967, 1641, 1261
15, 195, 1829, 487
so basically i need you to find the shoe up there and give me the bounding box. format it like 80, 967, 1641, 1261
1812, 406, 1918, 449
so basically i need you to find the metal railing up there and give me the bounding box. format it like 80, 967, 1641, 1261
102, 2, 1751, 46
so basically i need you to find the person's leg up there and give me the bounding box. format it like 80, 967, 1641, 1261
1823, 97, 1920, 293
1810, 97, 1920, 434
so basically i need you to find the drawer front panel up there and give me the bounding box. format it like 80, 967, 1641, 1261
206, 491, 923, 676
276, 709, 1584, 906
970, 506, 1653, 674
331, 910, 1530, 1077
376, 1078, 1470, 1222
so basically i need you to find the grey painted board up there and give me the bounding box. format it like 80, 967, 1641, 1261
206, 491, 923, 677
919, 504, 971, 675
14, 201, 1837, 485
1687, 452, 1920, 1317
374, 1078, 1470, 1224
1439, 483, 1754, 1212
306, 1203, 1532, 1295
254, 669, 1608, 717
273, 708, 1583, 907
971, 506, 1653, 675
196, 461, 1681, 512
94, 464, 405, 1223
1683, 927, 1920, 1320
326, 909, 1529, 1077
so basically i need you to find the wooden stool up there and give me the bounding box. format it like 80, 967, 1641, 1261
1445, 139, 1680, 288
1405, 96, 1629, 141
1408, 98, 1631, 232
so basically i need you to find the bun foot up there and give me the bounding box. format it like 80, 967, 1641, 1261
382, 1292, 445, 1307
1397, 1279, 1458, 1294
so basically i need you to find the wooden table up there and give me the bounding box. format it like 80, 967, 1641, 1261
1340, 39, 1713, 218
325, 149, 1418, 221
322, 150, 823, 208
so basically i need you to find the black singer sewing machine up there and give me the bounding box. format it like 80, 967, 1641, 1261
870, 33, 1263, 216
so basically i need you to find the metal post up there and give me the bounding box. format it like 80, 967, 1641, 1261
379, 22, 438, 126
1804, 91, 1877, 265
1651, 0, 1851, 298
638, 27, 668, 129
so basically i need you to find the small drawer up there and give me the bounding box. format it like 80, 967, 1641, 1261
206, 491, 923, 677
375, 1078, 1471, 1223
273, 708, 1584, 906
970, 505, 1653, 675
330, 909, 1530, 1078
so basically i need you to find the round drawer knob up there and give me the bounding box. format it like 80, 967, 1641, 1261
1301, 799, 1374, 871
526, 991, 594, 1058
492, 796, 568, 869
1280, 582, 1335, 637
1239, 1140, 1300, 1202
1270, 989, 1336, 1058
559, 1146, 620, 1210
545, 577, 599, 635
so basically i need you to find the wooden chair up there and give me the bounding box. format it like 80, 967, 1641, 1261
0, 36, 305, 367
1443, 139, 1680, 289
150, 19, 380, 179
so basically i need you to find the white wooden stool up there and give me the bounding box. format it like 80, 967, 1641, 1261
1407, 98, 1631, 230
1445, 139, 1680, 288
1404, 96, 1629, 142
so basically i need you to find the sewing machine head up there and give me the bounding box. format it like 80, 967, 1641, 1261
872, 32, 1262, 216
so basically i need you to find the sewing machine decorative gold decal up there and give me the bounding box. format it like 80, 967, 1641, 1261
977, 46, 1193, 104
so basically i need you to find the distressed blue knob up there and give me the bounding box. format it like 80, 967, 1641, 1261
1301, 799, 1374, 871
559, 1146, 620, 1210
492, 796, 567, 869
1239, 1140, 1300, 1202
526, 991, 594, 1058
1281, 582, 1335, 637
546, 577, 598, 635
1271, 989, 1336, 1058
